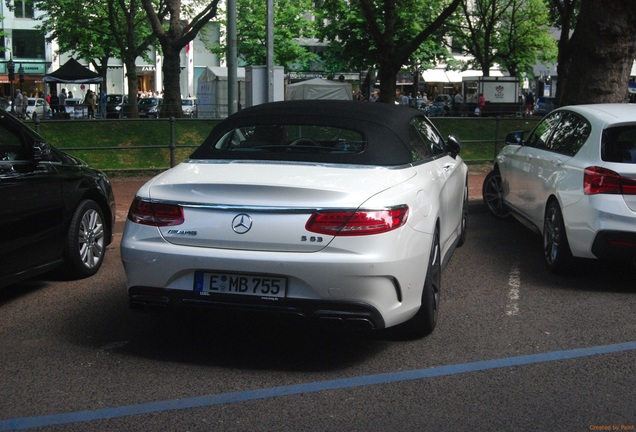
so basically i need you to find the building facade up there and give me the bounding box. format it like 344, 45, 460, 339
1, 1, 221, 102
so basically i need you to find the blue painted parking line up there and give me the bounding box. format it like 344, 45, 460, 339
2, 341, 635, 431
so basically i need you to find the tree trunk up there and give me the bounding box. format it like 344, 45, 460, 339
560, 0, 636, 104
124, 57, 139, 118
160, 43, 183, 118
377, 66, 399, 105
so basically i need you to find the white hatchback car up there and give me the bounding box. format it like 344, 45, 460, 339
483, 104, 636, 272
25, 98, 51, 119
121, 100, 468, 337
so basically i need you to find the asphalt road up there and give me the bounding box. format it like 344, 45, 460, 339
1, 172, 635, 432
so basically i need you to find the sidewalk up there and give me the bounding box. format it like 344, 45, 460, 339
110, 163, 490, 234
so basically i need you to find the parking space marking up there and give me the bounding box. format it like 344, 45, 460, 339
506, 262, 521, 316
1, 341, 635, 431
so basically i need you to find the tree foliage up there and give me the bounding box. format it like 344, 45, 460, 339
31, 0, 160, 116
316, 0, 461, 104
207, 0, 318, 70
32, 0, 116, 86
449, 0, 557, 77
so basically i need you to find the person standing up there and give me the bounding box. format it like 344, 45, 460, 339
477, 93, 485, 116
84, 90, 94, 119
58, 88, 67, 113
525, 91, 534, 117
14, 90, 25, 118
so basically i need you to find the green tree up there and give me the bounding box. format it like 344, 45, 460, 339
317, 0, 461, 104
107, 0, 164, 118
207, 0, 318, 70
559, 0, 636, 104
33, 0, 114, 93
32, 0, 161, 117
450, 0, 556, 77
141, 0, 221, 118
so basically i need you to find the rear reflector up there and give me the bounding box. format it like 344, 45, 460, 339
306, 206, 409, 236
128, 198, 184, 226
584, 166, 636, 195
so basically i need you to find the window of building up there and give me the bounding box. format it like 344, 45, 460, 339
13, 1, 36, 18
12, 30, 45, 60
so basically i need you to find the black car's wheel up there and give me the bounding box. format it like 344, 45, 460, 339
63, 200, 107, 278
543, 200, 573, 273
482, 170, 510, 218
399, 226, 441, 338
457, 179, 468, 247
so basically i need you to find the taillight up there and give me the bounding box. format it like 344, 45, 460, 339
306, 206, 409, 236
584, 166, 636, 195
127, 198, 184, 226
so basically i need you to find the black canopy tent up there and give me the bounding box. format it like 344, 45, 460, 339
43, 59, 103, 118
43, 58, 102, 85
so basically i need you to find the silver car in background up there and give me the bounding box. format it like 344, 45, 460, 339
483, 104, 636, 272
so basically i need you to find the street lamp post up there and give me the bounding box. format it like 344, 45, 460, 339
19, 65, 25, 92
7, 58, 15, 114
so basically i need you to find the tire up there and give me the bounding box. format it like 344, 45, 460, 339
482, 170, 510, 219
457, 179, 468, 247
543, 200, 573, 273
63, 200, 107, 278
399, 226, 441, 338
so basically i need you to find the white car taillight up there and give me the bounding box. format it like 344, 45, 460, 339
306, 206, 409, 236
584, 166, 636, 195
128, 198, 184, 226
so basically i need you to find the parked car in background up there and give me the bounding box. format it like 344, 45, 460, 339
483, 104, 636, 273
0, 109, 115, 289
25, 98, 51, 119
138, 97, 163, 118
121, 100, 468, 337
181, 97, 197, 118
105, 94, 130, 118
534, 96, 556, 116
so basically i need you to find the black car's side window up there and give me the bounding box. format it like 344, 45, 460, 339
0, 122, 27, 161
525, 111, 563, 150
548, 113, 591, 156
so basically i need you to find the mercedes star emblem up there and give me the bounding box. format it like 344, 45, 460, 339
232, 213, 253, 234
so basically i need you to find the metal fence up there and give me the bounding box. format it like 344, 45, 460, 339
29, 114, 540, 170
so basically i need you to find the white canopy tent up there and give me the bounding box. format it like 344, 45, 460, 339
285, 78, 353, 100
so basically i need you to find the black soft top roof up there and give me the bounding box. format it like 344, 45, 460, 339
190, 100, 429, 166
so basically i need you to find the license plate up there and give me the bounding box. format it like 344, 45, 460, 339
194, 271, 287, 298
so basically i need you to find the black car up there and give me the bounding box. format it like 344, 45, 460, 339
137, 97, 163, 118
0, 109, 115, 289
105, 94, 130, 118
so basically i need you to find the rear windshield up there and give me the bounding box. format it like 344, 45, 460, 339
212, 125, 366, 156
602, 126, 636, 163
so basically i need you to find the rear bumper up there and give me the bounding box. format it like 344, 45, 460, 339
591, 230, 636, 262
129, 285, 385, 330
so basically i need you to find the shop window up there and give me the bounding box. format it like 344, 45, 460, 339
12, 30, 45, 60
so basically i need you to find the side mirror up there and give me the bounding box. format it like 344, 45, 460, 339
33, 141, 53, 161
505, 131, 526, 146
447, 135, 462, 158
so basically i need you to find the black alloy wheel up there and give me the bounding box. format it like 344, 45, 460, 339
543, 200, 573, 273
482, 170, 510, 218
